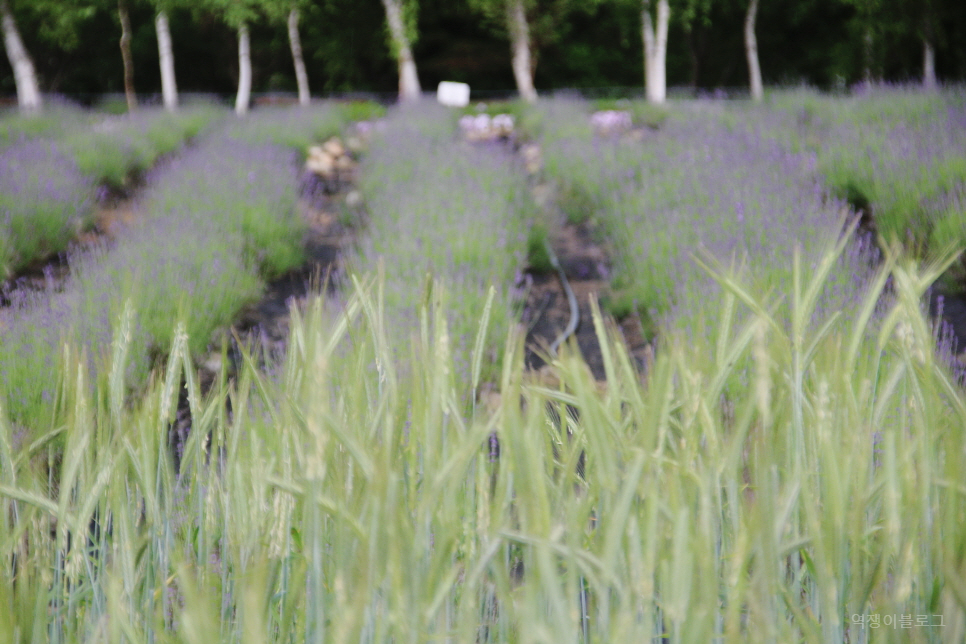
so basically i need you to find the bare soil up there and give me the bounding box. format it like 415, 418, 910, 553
520, 220, 651, 383
230, 201, 352, 356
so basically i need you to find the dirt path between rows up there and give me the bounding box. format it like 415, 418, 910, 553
204, 132, 653, 399
191, 150, 360, 396
519, 183, 651, 384
173, 168, 358, 464
229, 201, 352, 358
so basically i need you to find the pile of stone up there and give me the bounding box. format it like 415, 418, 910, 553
520, 143, 542, 175
305, 137, 358, 194
590, 110, 633, 136
459, 113, 515, 142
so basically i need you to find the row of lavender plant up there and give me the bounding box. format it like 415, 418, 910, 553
0, 139, 91, 279
0, 106, 219, 279
223, 100, 384, 152
536, 98, 877, 346
352, 103, 532, 389
785, 87, 966, 279
0, 106, 352, 436
0, 100, 106, 148
65, 106, 219, 191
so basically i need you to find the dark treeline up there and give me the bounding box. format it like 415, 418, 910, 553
1, 0, 965, 103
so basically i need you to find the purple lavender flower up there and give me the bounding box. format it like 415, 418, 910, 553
0, 140, 92, 277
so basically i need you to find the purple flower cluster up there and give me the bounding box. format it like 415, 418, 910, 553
0, 139, 92, 278
354, 105, 530, 383
1, 119, 306, 432
0, 103, 90, 148
0, 107, 220, 281
64, 107, 220, 190
812, 91, 966, 249
223, 103, 352, 153
540, 100, 877, 339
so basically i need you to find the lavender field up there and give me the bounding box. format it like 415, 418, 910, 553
1, 89, 966, 643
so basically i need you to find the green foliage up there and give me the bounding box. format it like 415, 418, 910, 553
237, 195, 305, 279
4, 99, 966, 644
0, 106, 172, 278
337, 99, 388, 123
555, 178, 596, 225
204, 0, 262, 28
103, 230, 263, 358
258, 0, 310, 23
95, 96, 132, 115
5, 0, 964, 102
600, 276, 659, 342
1, 194, 89, 276
380, 0, 420, 61
66, 129, 152, 189
465, 0, 607, 52
18, 0, 96, 51
0, 104, 353, 433
526, 222, 553, 273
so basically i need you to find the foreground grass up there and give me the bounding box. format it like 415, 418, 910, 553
1, 235, 965, 642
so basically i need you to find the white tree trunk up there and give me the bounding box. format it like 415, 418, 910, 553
156, 10, 178, 111
744, 0, 763, 101
923, 35, 937, 90
862, 25, 874, 85
380, 0, 421, 102
288, 8, 310, 105
119, 0, 137, 111
507, 0, 537, 103
235, 23, 252, 116
642, 0, 669, 104
0, 0, 41, 112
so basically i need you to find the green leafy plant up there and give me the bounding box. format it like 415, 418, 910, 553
526, 223, 553, 274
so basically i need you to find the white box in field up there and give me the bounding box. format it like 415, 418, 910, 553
437, 81, 470, 107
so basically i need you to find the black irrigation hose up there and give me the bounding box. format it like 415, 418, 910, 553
545, 238, 579, 356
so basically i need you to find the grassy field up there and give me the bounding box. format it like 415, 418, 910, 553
1, 90, 965, 642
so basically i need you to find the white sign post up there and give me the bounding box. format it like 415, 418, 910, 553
437, 81, 470, 107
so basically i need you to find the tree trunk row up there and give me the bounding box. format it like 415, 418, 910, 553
0, 0, 947, 112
